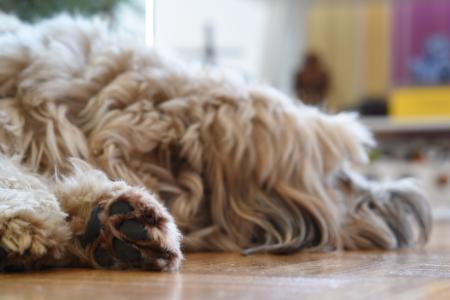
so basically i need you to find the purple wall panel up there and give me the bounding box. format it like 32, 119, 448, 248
392, 0, 450, 86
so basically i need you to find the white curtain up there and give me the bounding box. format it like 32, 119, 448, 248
260, 0, 310, 96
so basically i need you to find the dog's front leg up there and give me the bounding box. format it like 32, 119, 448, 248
0, 155, 71, 271
53, 159, 183, 271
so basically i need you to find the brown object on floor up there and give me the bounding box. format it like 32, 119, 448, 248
294, 52, 330, 105
1, 221, 450, 299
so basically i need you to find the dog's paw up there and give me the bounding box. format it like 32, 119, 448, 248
0, 217, 69, 271
343, 178, 432, 250
78, 188, 182, 271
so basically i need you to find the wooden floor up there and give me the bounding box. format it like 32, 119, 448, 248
2, 223, 450, 300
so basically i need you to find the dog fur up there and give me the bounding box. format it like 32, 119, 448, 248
0, 14, 432, 271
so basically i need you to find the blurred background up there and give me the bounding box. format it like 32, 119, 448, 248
1, 0, 450, 217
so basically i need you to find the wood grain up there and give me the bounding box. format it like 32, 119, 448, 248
1, 222, 450, 300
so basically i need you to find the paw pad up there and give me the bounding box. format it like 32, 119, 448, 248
79, 191, 180, 271
3, 264, 26, 272
113, 238, 142, 262
81, 205, 102, 247
0, 247, 7, 261
94, 247, 114, 267
119, 220, 148, 240
109, 200, 134, 215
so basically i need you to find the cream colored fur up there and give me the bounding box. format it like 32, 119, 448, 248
0, 155, 70, 267
0, 14, 432, 271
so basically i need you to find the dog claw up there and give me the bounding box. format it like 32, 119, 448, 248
144, 214, 157, 226
154, 248, 173, 260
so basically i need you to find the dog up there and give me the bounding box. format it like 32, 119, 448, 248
0, 14, 432, 271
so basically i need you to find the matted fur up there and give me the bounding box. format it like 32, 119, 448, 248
0, 14, 431, 270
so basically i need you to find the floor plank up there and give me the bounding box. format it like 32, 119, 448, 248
1, 222, 450, 300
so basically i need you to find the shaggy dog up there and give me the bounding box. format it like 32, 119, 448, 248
0, 14, 431, 271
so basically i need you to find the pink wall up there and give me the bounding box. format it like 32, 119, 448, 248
392, 0, 450, 86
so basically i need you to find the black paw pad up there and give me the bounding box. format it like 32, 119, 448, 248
4, 264, 26, 272
113, 238, 141, 262
81, 205, 102, 247
94, 247, 114, 267
109, 201, 134, 216
119, 220, 148, 240
0, 247, 7, 261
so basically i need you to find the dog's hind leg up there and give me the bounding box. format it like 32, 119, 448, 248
292, 108, 432, 250
338, 168, 432, 250
308, 110, 432, 250
0, 155, 71, 271
53, 159, 182, 271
